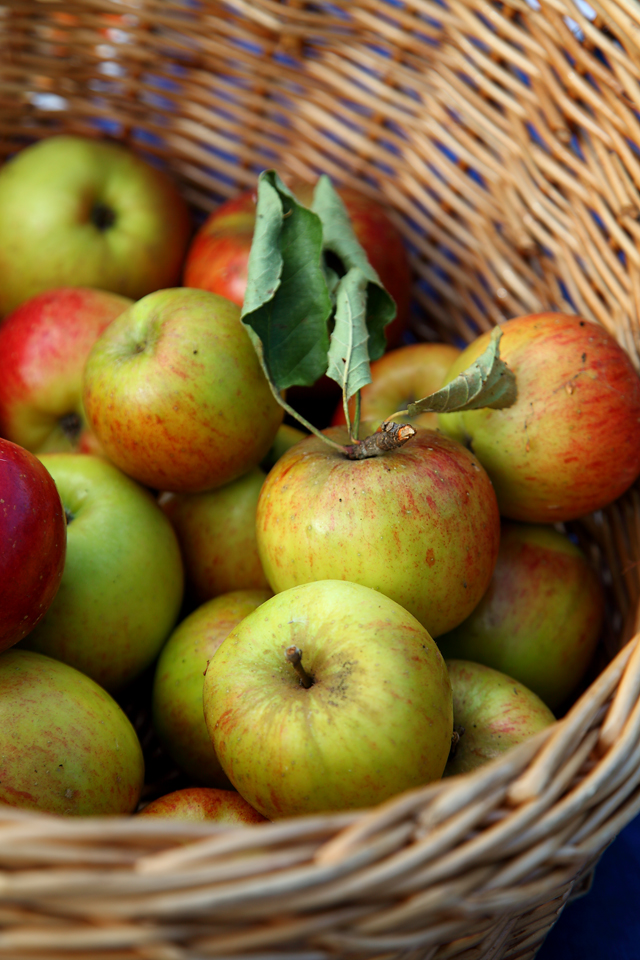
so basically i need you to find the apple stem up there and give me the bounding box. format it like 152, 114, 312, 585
285, 645, 313, 688
344, 420, 416, 460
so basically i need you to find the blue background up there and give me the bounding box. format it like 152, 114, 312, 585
536, 814, 640, 959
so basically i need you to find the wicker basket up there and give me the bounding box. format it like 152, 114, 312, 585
2, 1, 640, 958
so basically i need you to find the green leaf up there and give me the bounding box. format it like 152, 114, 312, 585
311, 175, 396, 362
326, 267, 371, 402
407, 327, 517, 416
240, 170, 334, 392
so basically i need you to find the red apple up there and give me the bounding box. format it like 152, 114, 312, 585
438, 313, 640, 522
0, 438, 66, 652
256, 425, 501, 638
0, 135, 191, 316
0, 287, 132, 455
83, 288, 284, 494
138, 787, 267, 824
183, 179, 412, 348
332, 342, 461, 431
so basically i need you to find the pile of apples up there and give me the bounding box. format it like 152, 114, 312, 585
1, 134, 640, 824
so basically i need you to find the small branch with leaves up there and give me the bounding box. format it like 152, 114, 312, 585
241, 170, 517, 460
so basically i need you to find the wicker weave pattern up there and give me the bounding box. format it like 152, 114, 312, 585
2, 2, 640, 958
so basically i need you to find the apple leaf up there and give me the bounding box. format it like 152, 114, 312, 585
326, 267, 371, 404
312, 175, 396, 365
241, 171, 333, 392
406, 327, 517, 416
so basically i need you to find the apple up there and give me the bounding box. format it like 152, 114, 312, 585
203, 580, 453, 819
438, 312, 640, 522
437, 522, 605, 711
444, 660, 555, 777
332, 341, 461, 431
152, 588, 272, 787
138, 787, 268, 823
159, 468, 270, 603
21, 454, 184, 692
82, 287, 284, 494
0, 286, 132, 455
0, 649, 144, 815
256, 425, 500, 638
0, 438, 66, 653
0, 135, 191, 316
183, 179, 412, 348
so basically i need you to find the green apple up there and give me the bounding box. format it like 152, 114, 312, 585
0, 135, 191, 316
152, 589, 272, 787
437, 522, 605, 710
21, 454, 184, 692
0, 649, 144, 815
83, 287, 284, 493
159, 469, 270, 603
138, 787, 267, 823
444, 660, 555, 777
203, 580, 453, 820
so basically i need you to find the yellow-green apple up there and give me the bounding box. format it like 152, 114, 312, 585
437, 522, 604, 710
256, 426, 500, 638
159, 468, 270, 603
21, 454, 184, 692
83, 288, 284, 493
332, 342, 461, 431
183, 179, 412, 348
0, 649, 144, 815
0, 135, 191, 316
138, 787, 267, 823
203, 579, 453, 819
0, 438, 66, 652
438, 313, 640, 522
152, 589, 272, 787
0, 287, 132, 454
444, 660, 555, 777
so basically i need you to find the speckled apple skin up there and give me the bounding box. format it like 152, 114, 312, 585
160, 468, 270, 603
138, 787, 267, 823
82, 288, 284, 494
0, 439, 66, 652
438, 523, 604, 710
203, 580, 453, 820
438, 313, 640, 522
444, 659, 555, 777
256, 426, 501, 638
152, 589, 272, 787
0, 649, 144, 815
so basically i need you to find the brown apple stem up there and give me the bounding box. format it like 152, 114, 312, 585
285, 645, 313, 688
344, 420, 416, 460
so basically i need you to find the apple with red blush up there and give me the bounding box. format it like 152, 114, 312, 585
444, 660, 555, 777
438, 312, 640, 522
0, 287, 132, 455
